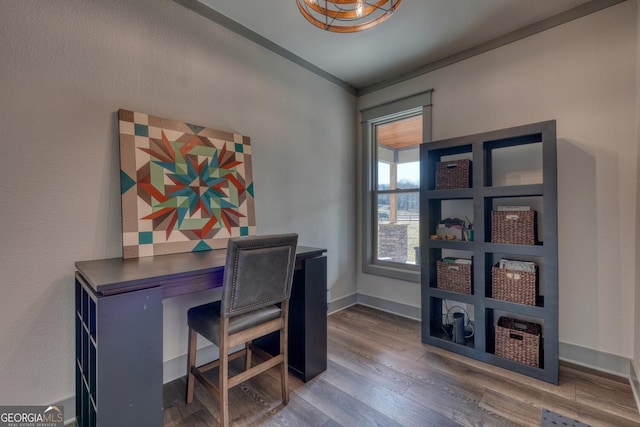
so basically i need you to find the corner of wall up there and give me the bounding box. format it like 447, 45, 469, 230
328, 293, 358, 314
635, 0, 640, 400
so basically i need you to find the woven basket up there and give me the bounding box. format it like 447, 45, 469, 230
492, 266, 537, 306
435, 160, 471, 190
491, 210, 536, 245
436, 260, 472, 295
495, 317, 541, 367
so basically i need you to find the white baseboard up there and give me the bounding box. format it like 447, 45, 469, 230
630, 360, 640, 413
356, 293, 420, 320
328, 293, 421, 320
559, 341, 631, 377
327, 293, 357, 314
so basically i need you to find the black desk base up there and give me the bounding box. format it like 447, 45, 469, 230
256, 255, 327, 382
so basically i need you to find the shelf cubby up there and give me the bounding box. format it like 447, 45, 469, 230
485, 252, 544, 308
428, 296, 476, 352
487, 308, 545, 371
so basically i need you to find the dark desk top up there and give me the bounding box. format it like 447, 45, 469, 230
75, 246, 326, 296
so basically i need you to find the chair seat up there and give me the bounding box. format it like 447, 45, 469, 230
188, 301, 282, 346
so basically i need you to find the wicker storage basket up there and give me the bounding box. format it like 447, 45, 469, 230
435, 160, 471, 190
436, 260, 472, 295
491, 210, 536, 245
495, 317, 541, 367
492, 265, 537, 306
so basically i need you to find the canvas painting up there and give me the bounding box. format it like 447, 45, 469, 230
118, 109, 255, 259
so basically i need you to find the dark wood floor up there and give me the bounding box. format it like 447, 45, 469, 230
160, 304, 639, 426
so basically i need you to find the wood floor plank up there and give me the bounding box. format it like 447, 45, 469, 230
404, 373, 515, 427
294, 375, 404, 427
323, 359, 461, 427
476, 383, 638, 427
327, 335, 415, 394
328, 321, 427, 368
330, 305, 422, 344
562, 364, 640, 420
430, 351, 640, 426
331, 321, 517, 400
418, 349, 580, 410
349, 304, 421, 332
72, 304, 639, 427
575, 382, 640, 422
163, 377, 206, 425
478, 389, 541, 427
236, 374, 333, 426
327, 308, 379, 330
423, 343, 578, 401
328, 313, 427, 361
264, 363, 306, 391
165, 408, 217, 427
184, 367, 333, 426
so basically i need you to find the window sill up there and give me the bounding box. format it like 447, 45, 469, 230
362, 262, 420, 283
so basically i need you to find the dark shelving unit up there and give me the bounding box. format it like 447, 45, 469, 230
420, 121, 558, 384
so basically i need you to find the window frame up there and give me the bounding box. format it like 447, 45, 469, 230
360, 91, 432, 282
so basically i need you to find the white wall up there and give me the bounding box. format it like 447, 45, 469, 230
0, 0, 357, 406
359, 1, 637, 360
635, 0, 640, 387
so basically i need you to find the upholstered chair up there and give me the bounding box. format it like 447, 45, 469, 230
186, 233, 298, 427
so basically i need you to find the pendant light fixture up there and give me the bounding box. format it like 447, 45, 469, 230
297, 0, 403, 33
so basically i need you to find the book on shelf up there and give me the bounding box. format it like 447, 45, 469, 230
442, 257, 472, 265
496, 205, 531, 211
497, 258, 536, 272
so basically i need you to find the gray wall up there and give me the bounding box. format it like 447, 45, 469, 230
0, 0, 357, 405
635, 0, 640, 395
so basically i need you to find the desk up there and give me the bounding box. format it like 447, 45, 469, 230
74, 246, 327, 427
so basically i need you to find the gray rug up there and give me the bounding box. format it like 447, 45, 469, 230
540, 408, 590, 427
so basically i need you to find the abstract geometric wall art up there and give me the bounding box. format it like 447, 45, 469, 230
118, 109, 255, 259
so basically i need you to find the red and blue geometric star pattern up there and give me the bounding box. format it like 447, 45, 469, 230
118, 109, 255, 259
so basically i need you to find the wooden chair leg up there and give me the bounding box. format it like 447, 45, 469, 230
219, 318, 230, 427
280, 359, 289, 405
245, 340, 252, 371
186, 328, 197, 403
280, 303, 289, 404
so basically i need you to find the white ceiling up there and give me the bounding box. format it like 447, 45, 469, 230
181, 0, 618, 93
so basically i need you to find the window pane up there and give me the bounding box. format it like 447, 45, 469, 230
377, 161, 390, 189
397, 161, 419, 189
376, 192, 420, 265
376, 115, 422, 191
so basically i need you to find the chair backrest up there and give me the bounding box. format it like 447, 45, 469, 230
221, 233, 298, 318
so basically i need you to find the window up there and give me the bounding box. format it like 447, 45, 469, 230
361, 91, 432, 282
